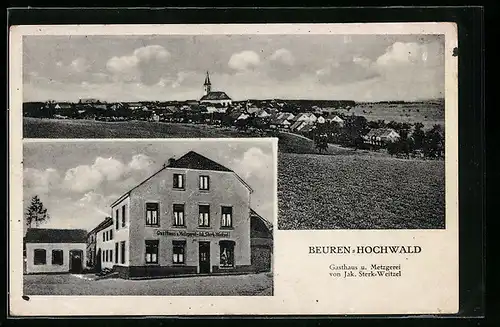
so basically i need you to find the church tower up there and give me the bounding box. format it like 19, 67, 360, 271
203, 71, 212, 96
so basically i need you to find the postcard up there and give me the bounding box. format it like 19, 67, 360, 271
9, 22, 458, 315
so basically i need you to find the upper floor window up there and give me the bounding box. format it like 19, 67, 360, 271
199, 205, 210, 227
103, 231, 106, 242
121, 204, 126, 227
115, 209, 119, 230
34, 249, 46, 265
146, 202, 159, 226
199, 175, 210, 190
109, 229, 113, 240
173, 204, 185, 227
221, 206, 233, 228
173, 174, 185, 189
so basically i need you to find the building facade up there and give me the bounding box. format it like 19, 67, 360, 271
86, 217, 112, 270
24, 228, 87, 274
98, 151, 271, 279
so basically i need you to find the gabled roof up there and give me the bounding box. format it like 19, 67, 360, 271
89, 217, 113, 235
200, 91, 231, 101
169, 151, 232, 172
110, 151, 252, 207
250, 209, 273, 239
24, 228, 87, 244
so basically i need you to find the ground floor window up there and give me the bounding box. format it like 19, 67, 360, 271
173, 240, 186, 264
34, 249, 46, 265
219, 241, 235, 268
52, 249, 63, 265
115, 243, 119, 263
120, 241, 126, 264
145, 240, 158, 264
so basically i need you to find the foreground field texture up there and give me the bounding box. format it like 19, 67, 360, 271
278, 153, 445, 229
24, 272, 273, 296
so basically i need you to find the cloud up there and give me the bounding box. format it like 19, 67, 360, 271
233, 147, 272, 179
63, 164, 104, 193
128, 154, 154, 171
269, 48, 295, 66
69, 58, 90, 73
316, 56, 380, 85
228, 50, 261, 71
376, 42, 433, 67
92, 157, 126, 181
23, 168, 61, 195
106, 45, 171, 85
60, 154, 155, 193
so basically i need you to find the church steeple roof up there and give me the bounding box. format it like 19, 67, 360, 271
204, 71, 211, 86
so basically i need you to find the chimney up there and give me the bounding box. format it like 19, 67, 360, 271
167, 157, 176, 167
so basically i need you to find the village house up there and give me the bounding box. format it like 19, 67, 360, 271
86, 217, 112, 270
290, 120, 310, 132
294, 113, 318, 124
24, 228, 88, 274
316, 116, 326, 124
257, 109, 271, 119
92, 151, 272, 279
363, 128, 401, 146
277, 112, 295, 121
326, 114, 345, 125
54, 103, 73, 111
199, 72, 233, 107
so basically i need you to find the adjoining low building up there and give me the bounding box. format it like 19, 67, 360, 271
95, 151, 273, 279
24, 228, 87, 274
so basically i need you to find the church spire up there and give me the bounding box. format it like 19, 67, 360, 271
203, 71, 212, 96
204, 71, 211, 86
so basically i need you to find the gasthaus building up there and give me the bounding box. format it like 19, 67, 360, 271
97, 151, 272, 279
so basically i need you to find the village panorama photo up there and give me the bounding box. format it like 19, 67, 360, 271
22, 31, 445, 230
22, 139, 275, 296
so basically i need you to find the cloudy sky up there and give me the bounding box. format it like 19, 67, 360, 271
23, 140, 275, 232
23, 34, 444, 102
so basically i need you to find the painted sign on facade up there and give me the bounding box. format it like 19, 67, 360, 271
156, 230, 231, 238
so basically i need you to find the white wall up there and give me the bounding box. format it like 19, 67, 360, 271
111, 196, 131, 267
26, 243, 87, 274
96, 225, 115, 270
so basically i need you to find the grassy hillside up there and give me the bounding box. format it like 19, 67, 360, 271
23, 118, 243, 139
278, 152, 445, 229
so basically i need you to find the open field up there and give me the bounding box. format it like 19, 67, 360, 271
24, 272, 273, 296
278, 152, 445, 229
350, 101, 445, 129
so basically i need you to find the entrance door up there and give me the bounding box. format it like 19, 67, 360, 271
198, 242, 210, 274
69, 250, 83, 273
